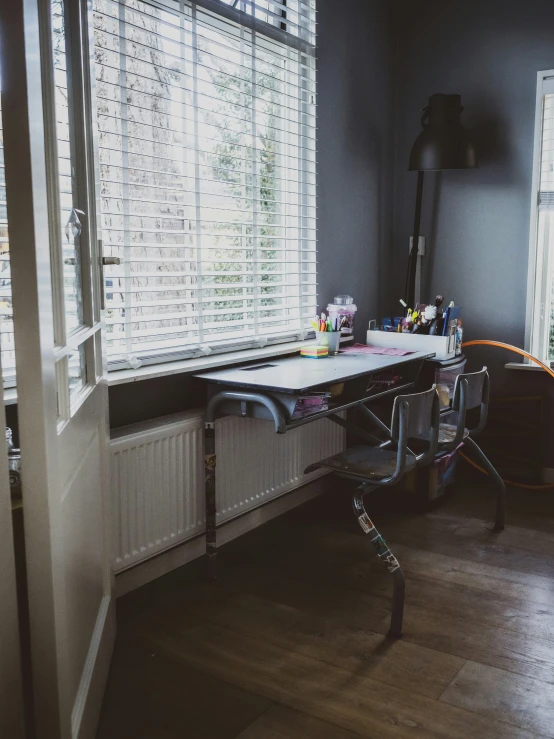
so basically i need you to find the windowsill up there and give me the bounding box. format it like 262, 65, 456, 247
505, 361, 547, 371
108, 340, 319, 386
2, 339, 355, 396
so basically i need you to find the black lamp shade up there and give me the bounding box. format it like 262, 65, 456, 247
408, 93, 477, 171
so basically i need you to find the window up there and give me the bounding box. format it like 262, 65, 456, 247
528, 71, 554, 364
0, 1, 86, 392
93, 0, 316, 372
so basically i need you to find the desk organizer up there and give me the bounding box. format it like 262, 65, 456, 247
366, 326, 456, 360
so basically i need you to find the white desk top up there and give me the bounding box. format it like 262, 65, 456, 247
194, 350, 434, 394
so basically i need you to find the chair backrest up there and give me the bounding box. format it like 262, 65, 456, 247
391, 386, 441, 466
452, 366, 489, 436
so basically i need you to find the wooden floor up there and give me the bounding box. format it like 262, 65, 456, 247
97, 473, 554, 739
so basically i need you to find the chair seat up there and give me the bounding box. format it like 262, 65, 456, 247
438, 423, 469, 445
305, 444, 417, 482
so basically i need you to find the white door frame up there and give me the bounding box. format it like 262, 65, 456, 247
0, 0, 62, 725
0, 0, 114, 736
2, 2, 61, 732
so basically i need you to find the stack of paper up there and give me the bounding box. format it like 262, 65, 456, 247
300, 345, 328, 358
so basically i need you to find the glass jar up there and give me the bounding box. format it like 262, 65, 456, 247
327, 295, 357, 336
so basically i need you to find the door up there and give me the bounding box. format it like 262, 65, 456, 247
0, 0, 114, 736
0, 378, 24, 737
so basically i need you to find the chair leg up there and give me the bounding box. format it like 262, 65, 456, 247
352, 489, 405, 639
465, 437, 506, 532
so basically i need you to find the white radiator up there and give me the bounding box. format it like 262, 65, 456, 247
109, 410, 345, 572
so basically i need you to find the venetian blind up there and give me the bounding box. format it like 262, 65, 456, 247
93, 0, 317, 370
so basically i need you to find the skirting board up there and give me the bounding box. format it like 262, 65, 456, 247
73, 595, 115, 739
115, 474, 332, 597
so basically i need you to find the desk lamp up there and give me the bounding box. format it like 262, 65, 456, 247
405, 93, 477, 309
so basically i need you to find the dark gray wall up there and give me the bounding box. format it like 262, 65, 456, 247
391, 0, 554, 384
390, 0, 554, 462
109, 0, 395, 428
317, 0, 393, 341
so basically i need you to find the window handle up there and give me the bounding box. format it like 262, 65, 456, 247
99, 244, 122, 310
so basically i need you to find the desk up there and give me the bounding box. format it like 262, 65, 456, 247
195, 350, 434, 576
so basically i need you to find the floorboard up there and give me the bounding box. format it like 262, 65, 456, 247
97, 476, 554, 738
132, 615, 543, 739
373, 600, 554, 684
236, 705, 364, 739
96, 630, 271, 739
441, 660, 554, 737
176, 582, 466, 699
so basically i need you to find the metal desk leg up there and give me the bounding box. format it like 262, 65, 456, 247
205, 421, 217, 579
352, 489, 405, 639
203, 391, 286, 580
465, 437, 506, 532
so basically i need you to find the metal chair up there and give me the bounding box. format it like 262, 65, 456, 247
305, 386, 440, 639
436, 366, 506, 532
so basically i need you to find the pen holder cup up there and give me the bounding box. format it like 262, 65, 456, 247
316, 331, 340, 355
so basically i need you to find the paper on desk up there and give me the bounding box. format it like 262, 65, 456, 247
341, 343, 414, 356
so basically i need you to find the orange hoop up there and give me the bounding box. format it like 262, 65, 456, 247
462, 339, 554, 380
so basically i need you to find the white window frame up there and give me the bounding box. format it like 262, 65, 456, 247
526, 70, 554, 365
